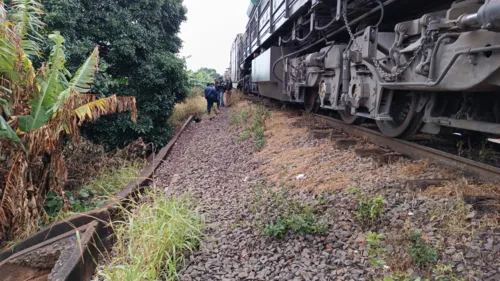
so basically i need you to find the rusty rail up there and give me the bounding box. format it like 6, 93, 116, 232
0, 116, 195, 281
312, 113, 500, 183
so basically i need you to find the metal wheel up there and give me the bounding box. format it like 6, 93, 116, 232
339, 106, 365, 125
376, 92, 424, 138
304, 87, 320, 113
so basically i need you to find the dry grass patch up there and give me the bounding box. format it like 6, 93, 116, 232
423, 179, 500, 237
169, 95, 206, 126
228, 90, 246, 105
400, 160, 429, 176
255, 110, 352, 191
423, 178, 500, 198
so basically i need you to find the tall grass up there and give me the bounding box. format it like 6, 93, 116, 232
85, 161, 144, 196
169, 92, 207, 127
96, 191, 203, 281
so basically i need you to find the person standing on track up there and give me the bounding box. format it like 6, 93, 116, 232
225, 77, 233, 106
216, 77, 226, 107
205, 83, 219, 114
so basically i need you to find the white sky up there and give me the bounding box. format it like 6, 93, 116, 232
179, 0, 250, 75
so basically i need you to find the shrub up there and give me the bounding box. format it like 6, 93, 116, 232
262, 194, 327, 238
356, 195, 387, 227
264, 212, 326, 238
407, 232, 439, 269
366, 232, 387, 268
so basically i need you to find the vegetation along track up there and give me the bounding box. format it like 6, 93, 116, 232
0, 117, 195, 281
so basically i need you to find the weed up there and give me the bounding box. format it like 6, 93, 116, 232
366, 232, 387, 268
237, 128, 251, 142
241, 109, 250, 122
42, 161, 143, 224
44, 192, 65, 218
96, 191, 203, 281
264, 212, 326, 238
457, 141, 464, 158
229, 112, 241, 126
378, 264, 464, 281
230, 104, 270, 150
478, 139, 491, 162
347, 188, 362, 195
406, 232, 438, 269
255, 186, 327, 238
430, 198, 475, 238
263, 220, 288, 238
356, 195, 387, 227
254, 125, 265, 150
377, 272, 413, 281
432, 264, 465, 281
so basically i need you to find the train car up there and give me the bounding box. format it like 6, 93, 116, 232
230, 34, 244, 89
229, 0, 500, 139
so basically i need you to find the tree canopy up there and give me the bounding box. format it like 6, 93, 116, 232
43, 0, 189, 148
188, 68, 221, 88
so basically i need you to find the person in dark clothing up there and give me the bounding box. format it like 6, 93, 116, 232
216, 77, 226, 107
225, 77, 233, 106
204, 83, 219, 114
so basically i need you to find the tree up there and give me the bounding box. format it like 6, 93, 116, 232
0, 0, 137, 242
188, 68, 221, 88
43, 0, 189, 149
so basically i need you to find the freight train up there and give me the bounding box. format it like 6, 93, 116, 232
229, 0, 500, 138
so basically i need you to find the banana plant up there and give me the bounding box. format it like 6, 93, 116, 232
10, 0, 45, 56
18, 32, 67, 132
0, 0, 138, 243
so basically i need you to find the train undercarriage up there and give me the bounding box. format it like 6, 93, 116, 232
232, 0, 500, 139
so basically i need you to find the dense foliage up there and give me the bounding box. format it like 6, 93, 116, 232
43, 0, 189, 148
0, 0, 136, 242
188, 67, 221, 88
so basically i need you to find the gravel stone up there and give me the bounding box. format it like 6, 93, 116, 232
153, 108, 500, 280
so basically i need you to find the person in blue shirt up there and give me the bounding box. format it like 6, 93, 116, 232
204, 83, 219, 114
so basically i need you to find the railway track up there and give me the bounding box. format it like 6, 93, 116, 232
311, 113, 500, 183
250, 94, 500, 183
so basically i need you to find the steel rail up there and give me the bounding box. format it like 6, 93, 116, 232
312, 113, 500, 183
0, 116, 196, 281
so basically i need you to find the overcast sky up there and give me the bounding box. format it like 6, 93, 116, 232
179, 0, 250, 75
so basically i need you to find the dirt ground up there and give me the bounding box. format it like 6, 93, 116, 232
155, 100, 500, 281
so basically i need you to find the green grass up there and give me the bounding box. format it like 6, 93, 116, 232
96, 191, 203, 281
257, 187, 327, 238
237, 128, 251, 142
230, 105, 270, 150
264, 212, 326, 238
43, 161, 143, 224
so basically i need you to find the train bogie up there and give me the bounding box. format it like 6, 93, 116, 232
229, 0, 500, 138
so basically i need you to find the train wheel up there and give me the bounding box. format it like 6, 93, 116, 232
376, 92, 424, 138
304, 88, 320, 113
339, 107, 365, 125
